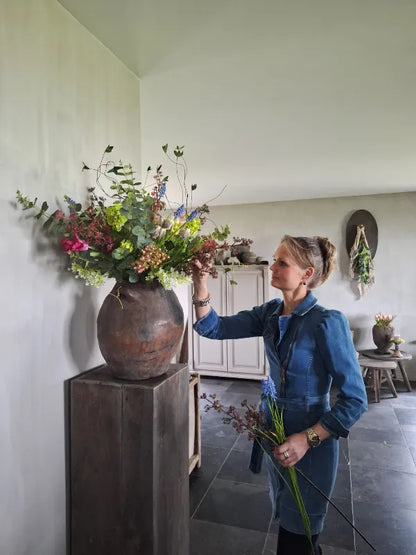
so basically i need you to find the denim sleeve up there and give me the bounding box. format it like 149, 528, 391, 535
193, 302, 275, 339
316, 310, 368, 438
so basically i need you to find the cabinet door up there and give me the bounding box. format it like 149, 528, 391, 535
227, 268, 265, 375
192, 271, 228, 373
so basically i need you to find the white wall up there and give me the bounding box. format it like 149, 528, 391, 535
139, 0, 416, 206
205, 192, 416, 376
0, 1, 140, 553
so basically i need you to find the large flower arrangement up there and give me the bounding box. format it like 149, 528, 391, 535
16, 145, 229, 289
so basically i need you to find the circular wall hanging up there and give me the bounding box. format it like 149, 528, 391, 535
345, 209, 378, 259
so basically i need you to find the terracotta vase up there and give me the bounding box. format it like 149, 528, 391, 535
97, 281, 184, 380
372, 324, 394, 355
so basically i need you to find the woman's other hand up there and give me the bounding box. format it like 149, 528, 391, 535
273, 432, 310, 467
273, 424, 330, 467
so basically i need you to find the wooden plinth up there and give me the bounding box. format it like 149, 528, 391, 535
70, 364, 189, 555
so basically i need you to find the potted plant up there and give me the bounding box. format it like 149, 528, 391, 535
372, 313, 395, 354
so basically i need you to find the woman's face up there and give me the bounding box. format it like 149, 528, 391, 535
270, 244, 309, 292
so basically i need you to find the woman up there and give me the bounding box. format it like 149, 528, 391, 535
192, 235, 367, 555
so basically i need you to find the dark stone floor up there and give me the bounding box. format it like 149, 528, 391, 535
189, 377, 416, 555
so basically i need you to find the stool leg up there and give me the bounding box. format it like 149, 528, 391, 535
383, 369, 398, 398
397, 361, 412, 392
374, 369, 381, 403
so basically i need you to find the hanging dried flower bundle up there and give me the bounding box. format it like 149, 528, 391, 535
349, 224, 375, 296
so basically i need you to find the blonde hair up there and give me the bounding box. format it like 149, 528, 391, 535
280, 235, 337, 289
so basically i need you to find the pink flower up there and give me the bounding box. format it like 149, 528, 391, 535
60, 233, 89, 253
55, 210, 64, 220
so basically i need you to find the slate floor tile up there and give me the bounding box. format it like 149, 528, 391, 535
216, 391, 261, 408
200, 415, 239, 450
389, 393, 416, 407
218, 448, 268, 486
319, 496, 354, 551
225, 379, 263, 395
354, 501, 416, 555
348, 425, 406, 446
199, 377, 231, 392
410, 444, 416, 461
402, 428, 416, 445
269, 516, 279, 536
394, 407, 416, 426
263, 532, 278, 554
332, 464, 352, 500
193, 477, 272, 532
338, 440, 352, 468
190, 519, 267, 555
190, 445, 230, 515
353, 404, 400, 431
351, 465, 416, 511
349, 437, 415, 473
319, 546, 355, 555
232, 432, 257, 454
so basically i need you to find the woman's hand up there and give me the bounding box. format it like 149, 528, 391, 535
192, 260, 211, 319
192, 260, 210, 298
273, 432, 310, 468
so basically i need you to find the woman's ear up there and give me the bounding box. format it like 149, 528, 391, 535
303, 267, 315, 280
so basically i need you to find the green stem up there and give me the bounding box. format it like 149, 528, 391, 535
263, 399, 313, 548
256, 440, 313, 549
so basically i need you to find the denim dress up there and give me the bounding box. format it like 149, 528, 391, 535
193, 291, 367, 534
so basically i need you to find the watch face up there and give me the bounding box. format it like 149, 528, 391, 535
307, 428, 321, 447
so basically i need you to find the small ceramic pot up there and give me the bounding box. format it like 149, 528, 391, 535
241, 251, 257, 264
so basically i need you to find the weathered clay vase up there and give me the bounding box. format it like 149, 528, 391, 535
372, 324, 394, 355
97, 281, 184, 380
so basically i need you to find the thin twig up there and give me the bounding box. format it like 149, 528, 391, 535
203, 184, 228, 205
295, 467, 376, 551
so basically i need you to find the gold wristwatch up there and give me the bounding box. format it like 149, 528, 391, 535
306, 428, 321, 448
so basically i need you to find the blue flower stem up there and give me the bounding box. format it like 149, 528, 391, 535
262, 396, 313, 548
255, 440, 313, 549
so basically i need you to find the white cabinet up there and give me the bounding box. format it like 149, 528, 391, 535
190, 265, 270, 380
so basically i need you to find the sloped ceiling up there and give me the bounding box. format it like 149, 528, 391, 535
58, 0, 416, 205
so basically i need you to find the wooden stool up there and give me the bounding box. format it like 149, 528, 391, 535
358, 356, 398, 403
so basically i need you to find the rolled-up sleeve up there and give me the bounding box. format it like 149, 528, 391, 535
316, 310, 367, 438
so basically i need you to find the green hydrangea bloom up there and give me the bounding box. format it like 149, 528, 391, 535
171, 221, 182, 235
70, 260, 107, 287
106, 203, 127, 231
146, 268, 190, 290
187, 217, 201, 235
120, 239, 134, 252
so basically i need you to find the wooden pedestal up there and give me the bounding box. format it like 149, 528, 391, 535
69, 364, 189, 555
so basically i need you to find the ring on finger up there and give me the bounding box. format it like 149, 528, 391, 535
283, 450, 289, 459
